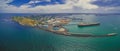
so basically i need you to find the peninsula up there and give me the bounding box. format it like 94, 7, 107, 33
12, 16, 117, 37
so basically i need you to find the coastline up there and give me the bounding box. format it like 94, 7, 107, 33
12, 16, 118, 37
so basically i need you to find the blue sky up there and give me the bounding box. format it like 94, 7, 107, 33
0, 0, 120, 13
8, 0, 64, 6
8, 0, 65, 6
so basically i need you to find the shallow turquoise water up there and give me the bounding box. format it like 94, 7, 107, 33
0, 13, 120, 51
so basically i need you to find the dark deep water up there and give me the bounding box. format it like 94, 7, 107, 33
0, 13, 120, 51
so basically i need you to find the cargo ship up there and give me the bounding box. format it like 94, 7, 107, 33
78, 22, 100, 27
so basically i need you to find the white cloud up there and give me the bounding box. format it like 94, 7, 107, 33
0, 0, 13, 3
28, 0, 51, 4
0, 0, 13, 9
28, 1, 42, 4
65, 0, 98, 9
45, 0, 51, 2
1, 0, 118, 13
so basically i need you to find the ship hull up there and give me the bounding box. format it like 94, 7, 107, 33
78, 23, 100, 27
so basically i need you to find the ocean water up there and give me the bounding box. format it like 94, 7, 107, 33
0, 13, 120, 51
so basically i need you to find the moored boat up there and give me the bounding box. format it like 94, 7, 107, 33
78, 22, 100, 27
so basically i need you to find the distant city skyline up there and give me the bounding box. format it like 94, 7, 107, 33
0, 0, 120, 13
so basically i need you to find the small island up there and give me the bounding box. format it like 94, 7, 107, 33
12, 16, 117, 37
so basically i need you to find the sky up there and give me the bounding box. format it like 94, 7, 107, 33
0, 0, 120, 13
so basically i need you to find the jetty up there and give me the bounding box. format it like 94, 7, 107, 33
36, 25, 117, 37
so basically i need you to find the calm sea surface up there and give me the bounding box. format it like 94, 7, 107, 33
0, 13, 120, 51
